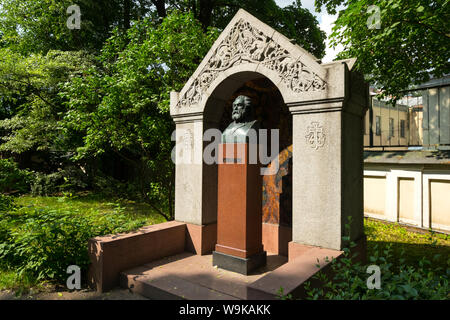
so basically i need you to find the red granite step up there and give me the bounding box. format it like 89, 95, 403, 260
120, 248, 343, 300
121, 271, 240, 300
119, 252, 288, 300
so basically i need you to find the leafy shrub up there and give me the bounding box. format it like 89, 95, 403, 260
303, 243, 449, 300
0, 158, 34, 194
30, 172, 62, 196
0, 194, 15, 213
30, 166, 88, 196
301, 219, 449, 300
92, 174, 132, 197
0, 205, 146, 282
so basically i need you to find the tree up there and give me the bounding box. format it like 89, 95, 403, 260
277, 0, 326, 58
166, 0, 327, 58
0, 1, 327, 219
0, 0, 146, 54
61, 11, 220, 219
315, 0, 450, 98
0, 0, 327, 58
0, 49, 96, 153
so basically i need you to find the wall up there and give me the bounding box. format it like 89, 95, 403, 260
364, 84, 450, 148
409, 108, 423, 146
423, 86, 450, 146
365, 100, 411, 147
363, 164, 450, 232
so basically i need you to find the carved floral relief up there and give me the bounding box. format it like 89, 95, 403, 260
177, 19, 327, 109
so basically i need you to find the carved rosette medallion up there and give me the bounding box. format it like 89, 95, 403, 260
305, 122, 326, 150
176, 19, 327, 109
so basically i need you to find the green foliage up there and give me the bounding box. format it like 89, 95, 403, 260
30, 167, 89, 196
0, 0, 127, 54
0, 200, 147, 282
302, 218, 450, 300
0, 194, 15, 213
276, 286, 293, 300
365, 219, 449, 270
0, 49, 96, 153
14, 194, 167, 226
0, 158, 34, 194
304, 244, 449, 300
276, 0, 326, 58
61, 11, 220, 219
90, 174, 139, 199
315, 0, 450, 99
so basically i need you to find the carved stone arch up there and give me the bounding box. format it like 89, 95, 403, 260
201, 66, 287, 124
170, 9, 339, 118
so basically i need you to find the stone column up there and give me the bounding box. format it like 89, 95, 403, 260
172, 115, 205, 225
288, 66, 368, 251
171, 113, 217, 255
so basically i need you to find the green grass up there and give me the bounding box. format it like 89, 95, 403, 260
365, 218, 450, 271
0, 269, 43, 292
0, 193, 167, 292
14, 193, 167, 226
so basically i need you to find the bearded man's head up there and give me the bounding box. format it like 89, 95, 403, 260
231, 95, 253, 123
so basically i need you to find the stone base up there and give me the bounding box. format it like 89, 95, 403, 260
262, 223, 292, 256
212, 250, 267, 275
88, 221, 186, 292
185, 223, 217, 255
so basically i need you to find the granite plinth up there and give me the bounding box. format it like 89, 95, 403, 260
212, 250, 267, 275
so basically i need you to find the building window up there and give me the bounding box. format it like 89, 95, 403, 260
375, 116, 381, 136
389, 118, 394, 137
400, 120, 406, 138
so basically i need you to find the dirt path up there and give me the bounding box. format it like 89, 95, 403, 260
0, 287, 148, 300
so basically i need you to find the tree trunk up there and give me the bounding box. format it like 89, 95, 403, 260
198, 0, 214, 30
123, 0, 131, 29
151, 0, 167, 19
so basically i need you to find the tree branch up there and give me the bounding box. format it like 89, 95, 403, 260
401, 19, 450, 39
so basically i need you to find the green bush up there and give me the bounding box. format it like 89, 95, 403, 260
302, 243, 449, 300
301, 219, 449, 300
0, 158, 34, 194
0, 194, 15, 213
30, 172, 62, 196
30, 166, 88, 196
91, 174, 136, 198
0, 204, 146, 282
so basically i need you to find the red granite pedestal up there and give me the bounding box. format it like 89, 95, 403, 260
212, 143, 267, 275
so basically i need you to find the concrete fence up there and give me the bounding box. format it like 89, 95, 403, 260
364, 165, 450, 232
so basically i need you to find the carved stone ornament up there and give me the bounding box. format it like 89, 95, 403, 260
177, 19, 327, 109
305, 121, 326, 150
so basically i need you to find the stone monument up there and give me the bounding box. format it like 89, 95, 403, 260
212, 95, 266, 275
88, 9, 369, 297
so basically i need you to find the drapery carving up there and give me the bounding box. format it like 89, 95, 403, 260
177, 19, 327, 109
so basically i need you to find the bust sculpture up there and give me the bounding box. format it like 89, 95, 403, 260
222, 95, 259, 143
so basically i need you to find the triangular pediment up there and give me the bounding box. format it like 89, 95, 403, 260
173, 9, 330, 112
